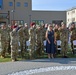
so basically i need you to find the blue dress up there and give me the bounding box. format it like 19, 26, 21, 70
46, 30, 56, 54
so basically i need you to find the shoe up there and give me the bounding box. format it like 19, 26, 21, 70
12, 59, 15, 62
62, 56, 68, 58
15, 59, 18, 61
0, 56, 5, 58
64, 56, 68, 58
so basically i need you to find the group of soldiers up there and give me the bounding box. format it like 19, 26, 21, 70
0, 22, 46, 61
0, 22, 76, 61
54, 22, 76, 57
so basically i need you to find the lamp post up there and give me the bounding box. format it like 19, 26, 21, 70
13, 0, 15, 22
14, 0, 15, 10
11, 0, 15, 24
7, 11, 10, 24
29, 15, 31, 27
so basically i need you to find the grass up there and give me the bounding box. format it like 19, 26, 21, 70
0, 49, 76, 62
0, 55, 22, 62
0, 58, 11, 62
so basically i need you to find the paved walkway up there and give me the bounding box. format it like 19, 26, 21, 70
0, 58, 76, 75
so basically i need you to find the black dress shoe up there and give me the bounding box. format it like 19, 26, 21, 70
62, 56, 68, 58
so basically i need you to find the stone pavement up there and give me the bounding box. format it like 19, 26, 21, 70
0, 58, 76, 75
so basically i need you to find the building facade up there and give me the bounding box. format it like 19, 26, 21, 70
66, 7, 76, 27
0, 0, 66, 26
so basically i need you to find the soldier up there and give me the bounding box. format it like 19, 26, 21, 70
70, 22, 76, 54
10, 26, 19, 62
29, 22, 36, 59
54, 24, 60, 54
41, 24, 46, 55
0, 23, 9, 58
54, 24, 60, 40
45, 23, 48, 30
23, 23, 29, 52
60, 23, 69, 58
35, 25, 42, 56
18, 25, 25, 58
7, 24, 12, 54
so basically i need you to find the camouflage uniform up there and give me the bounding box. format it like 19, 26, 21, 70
70, 28, 76, 54
54, 28, 60, 54
29, 27, 36, 59
10, 28, 19, 61
0, 25, 9, 58
18, 26, 25, 58
60, 28, 69, 57
54, 29, 60, 40
23, 26, 29, 52
7, 25, 12, 54
35, 26, 42, 56
41, 26, 46, 54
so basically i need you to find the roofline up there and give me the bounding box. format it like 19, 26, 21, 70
66, 7, 76, 11
32, 10, 66, 12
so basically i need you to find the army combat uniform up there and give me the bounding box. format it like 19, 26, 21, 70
54, 29, 60, 40
10, 28, 19, 61
0, 26, 9, 58
60, 28, 69, 57
70, 28, 76, 54
18, 26, 25, 58
35, 26, 42, 56
40, 26, 46, 54
54, 28, 60, 54
29, 26, 36, 59
23, 27, 29, 52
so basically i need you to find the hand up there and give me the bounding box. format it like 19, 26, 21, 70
48, 40, 51, 44
54, 40, 56, 44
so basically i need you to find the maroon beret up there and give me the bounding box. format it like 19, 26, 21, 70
13, 26, 17, 29
30, 22, 36, 27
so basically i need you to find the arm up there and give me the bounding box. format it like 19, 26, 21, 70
54, 31, 56, 44
45, 30, 50, 44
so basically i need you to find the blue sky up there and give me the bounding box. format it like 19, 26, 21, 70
0, 0, 2, 5
32, 0, 76, 10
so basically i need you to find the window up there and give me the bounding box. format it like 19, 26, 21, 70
16, 2, 21, 7
9, 2, 13, 6
52, 20, 63, 25
0, 13, 7, 19
0, 0, 3, 10
24, 2, 28, 7
11, 20, 24, 25
32, 20, 44, 25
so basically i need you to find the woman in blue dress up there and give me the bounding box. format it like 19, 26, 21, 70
45, 24, 56, 58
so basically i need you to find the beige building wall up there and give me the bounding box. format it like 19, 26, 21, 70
0, 0, 32, 25
66, 8, 76, 27
0, 0, 66, 26
32, 11, 66, 24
